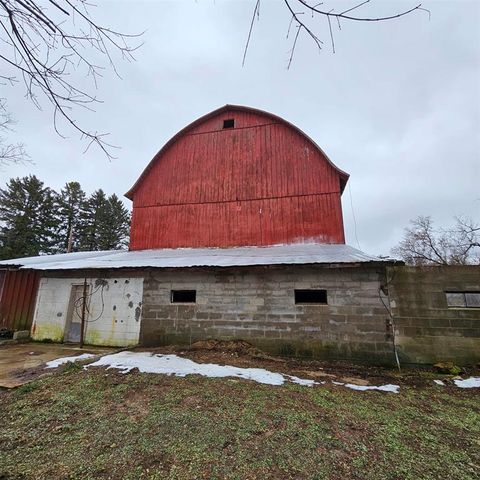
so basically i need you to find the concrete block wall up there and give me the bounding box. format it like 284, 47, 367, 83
388, 265, 480, 365
32, 275, 143, 347
141, 265, 395, 363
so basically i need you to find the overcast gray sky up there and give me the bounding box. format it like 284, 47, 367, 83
1, 0, 479, 256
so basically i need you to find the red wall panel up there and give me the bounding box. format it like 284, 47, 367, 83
0, 269, 39, 331
128, 106, 348, 250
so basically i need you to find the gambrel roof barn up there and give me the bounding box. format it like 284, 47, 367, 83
2, 106, 478, 367
126, 105, 349, 250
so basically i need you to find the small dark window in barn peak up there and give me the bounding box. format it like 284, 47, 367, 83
223, 119, 235, 129
295, 289, 327, 305
171, 290, 196, 304
446, 291, 480, 308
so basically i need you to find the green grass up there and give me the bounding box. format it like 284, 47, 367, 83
0, 367, 479, 480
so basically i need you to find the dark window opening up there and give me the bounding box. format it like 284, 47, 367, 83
171, 290, 196, 303
295, 289, 327, 305
223, 119, 235, 129
446, 291, 480, 308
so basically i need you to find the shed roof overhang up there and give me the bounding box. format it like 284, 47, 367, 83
0, 243, 400, 272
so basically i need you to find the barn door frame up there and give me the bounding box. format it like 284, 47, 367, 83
64, 283, 90, 343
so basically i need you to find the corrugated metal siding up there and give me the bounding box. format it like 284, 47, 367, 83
0, 269, 39, 331
130, 110, 345, 250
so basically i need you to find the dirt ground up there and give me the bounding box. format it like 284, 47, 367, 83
0, 339, 478, 391
0, 342, 113, 388
136, 339, 480, 389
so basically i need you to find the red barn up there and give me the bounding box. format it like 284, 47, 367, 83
3, 105, 479, 367
126, 105, 349, 250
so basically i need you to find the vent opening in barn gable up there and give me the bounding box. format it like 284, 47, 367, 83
126, 105, 350, 250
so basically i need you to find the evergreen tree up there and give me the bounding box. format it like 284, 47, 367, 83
54, 181, 87, 253
0, 175, 56, 259
0, 178, 131, 258
98, 194, 130, 250
79, 189, 108, 251
80, 190, 130, 251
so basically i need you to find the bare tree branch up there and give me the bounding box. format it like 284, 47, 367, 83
392, 215, 480, 266
242, 0, 260, 67
0, 0, 142, 158
243, 0, 429, 68
0, 98, 28, 166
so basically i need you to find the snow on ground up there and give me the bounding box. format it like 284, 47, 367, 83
81, 352, 399, 391
45, 351, 479, 392
344, 383, 399, 393
86, 351, 318, 387
45, 353, 96, 369
453, 377, 480, 389
332, 380, 399, 393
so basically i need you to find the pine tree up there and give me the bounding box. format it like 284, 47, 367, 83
98, 194, 130, 250
80, 189, 108, 251
54, 181, 87, 253
79, 190, 130, 251
0, 178, 131, 258
0, 175, 57, 259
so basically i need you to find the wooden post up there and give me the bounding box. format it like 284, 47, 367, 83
79, 277, 88, 348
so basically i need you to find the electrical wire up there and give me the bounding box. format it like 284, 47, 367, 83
348, 182, 361, 250
87, 283, 106, 323
378, 269, 401, 371
73, 280, 106, 323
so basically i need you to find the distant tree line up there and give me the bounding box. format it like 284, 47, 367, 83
0, 175, 130, 260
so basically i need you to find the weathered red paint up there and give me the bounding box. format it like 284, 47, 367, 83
0, 269, 39, 332
126, 105, 349, 250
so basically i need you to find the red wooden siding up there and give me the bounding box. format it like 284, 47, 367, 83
0, 269, 39, 332
128, 106, 349, 250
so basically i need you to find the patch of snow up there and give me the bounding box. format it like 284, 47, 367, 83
285, 375, 318, 387
343, 383, 400, 393
45, 353, 95, 369
433, 380, 445, 386
453, 377, 480, 389
331, 380, 399, 393
86, 352, 319, 387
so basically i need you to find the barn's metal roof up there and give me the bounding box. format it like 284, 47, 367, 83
0, 244, 397, 271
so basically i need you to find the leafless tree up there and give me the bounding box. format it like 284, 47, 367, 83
0, 98, 27, 166
392, 216, 480, 266
0, 0, 141, 158
243, 0, 430, 68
